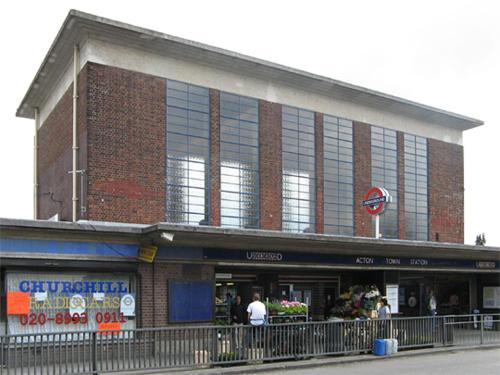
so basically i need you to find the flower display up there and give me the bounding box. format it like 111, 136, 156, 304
266, 300, 308, 315
329, 284, 381, 319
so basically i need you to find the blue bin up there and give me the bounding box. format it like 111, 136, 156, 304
373, 339, 386, 356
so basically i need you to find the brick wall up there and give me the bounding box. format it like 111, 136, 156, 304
36, 62, 465, 243
86, 63, 166, 224
209, 89, 221, 226
397, 131, 406, 240
37, 66, 87, 221
353, 122, 373, 237
428, 138, 464, 243
259, 100, 282, 230
314, 113, 324, 234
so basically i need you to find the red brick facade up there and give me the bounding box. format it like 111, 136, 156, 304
397, 131, 406, 240
428, 138, 464, 243
353, 122, 373, 237
37, 67, 87, 221
86, 63, 166, 224
314, 113, 324, 234
209, 89, 221, 226
259, 100, 282, 230
36, 63, 465, 243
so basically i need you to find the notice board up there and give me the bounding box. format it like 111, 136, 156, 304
386, 284, 399, 314
169, 281, 213, 322
483, 287, 500, 309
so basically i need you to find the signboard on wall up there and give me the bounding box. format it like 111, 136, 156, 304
169, 281, 213, 322
483, 287, 500, 309
202, 248, 499, 270
5, 272, 136, 335
386, 284, 399, 314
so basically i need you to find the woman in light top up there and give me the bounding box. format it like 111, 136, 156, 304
378, 298, 391, 338
378, 298, 391, 320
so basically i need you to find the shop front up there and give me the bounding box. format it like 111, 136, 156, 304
1, 270, 137, 336
200, 246, 500, 323
214, 267, 341, 322
2, 219, 499, 332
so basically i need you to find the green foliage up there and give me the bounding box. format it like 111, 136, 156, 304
265, 301, 308, 315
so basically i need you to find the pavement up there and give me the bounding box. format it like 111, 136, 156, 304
113, 344, 500, 375
269, 347, 500, 375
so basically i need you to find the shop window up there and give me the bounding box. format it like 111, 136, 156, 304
404, 134, 428, 240
220, 92, 260, 229
169, 281, 213, 322
323, 115, 354, 236
282, 106, 316, 233
166, 80, 210, 225
371, 126, 398, 238
4, 272, 136, 335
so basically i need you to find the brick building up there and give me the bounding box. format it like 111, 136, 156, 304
1, 10, 499, 335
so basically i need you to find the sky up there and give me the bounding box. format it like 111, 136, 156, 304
0, 0, 498, 246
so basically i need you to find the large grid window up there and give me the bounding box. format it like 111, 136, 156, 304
371, 126, 398, 238
404, 134, 428, 240
220, 92, 259, 228
166, 80, 210, 225
282, 106, 316, 233
323, 115, 354, 236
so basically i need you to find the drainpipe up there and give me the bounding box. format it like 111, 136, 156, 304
33, 107, 40, 219
72, 44, 80, 222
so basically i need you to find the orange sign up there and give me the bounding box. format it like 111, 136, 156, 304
97, 322, 121, 335
7, 291, 30, 315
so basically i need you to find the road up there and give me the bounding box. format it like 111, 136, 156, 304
267, 348, 500, 375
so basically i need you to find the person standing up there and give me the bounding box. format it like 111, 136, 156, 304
246, 293, 266, 348
428, 291, 437, 316
247, 293, 266, 326
428, 291, 437, 330
377, 298, 391, 338
231, 295, 246, 351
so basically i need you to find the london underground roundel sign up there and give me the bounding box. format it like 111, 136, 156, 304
362, 187, 392, 215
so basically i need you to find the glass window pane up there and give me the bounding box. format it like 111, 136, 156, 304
403, 132, 428, 240
371, 126, 399, 238
323, 114, 354, 235
166, 80, 210, 225
282, 105, 316, 233
220, 92, 260, 229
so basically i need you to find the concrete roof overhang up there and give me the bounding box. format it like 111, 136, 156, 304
1, 218, 499, 263
16, 10, 483, 132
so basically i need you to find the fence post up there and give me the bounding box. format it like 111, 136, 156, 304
480, 315, 484, 345
92, 331, 98, 375
442, 317, 447, 346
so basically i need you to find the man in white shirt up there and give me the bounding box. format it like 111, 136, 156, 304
247, 293, 266, 326
246, 293, 266, 350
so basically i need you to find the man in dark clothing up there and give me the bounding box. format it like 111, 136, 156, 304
231, 295, 246, 352
231, 295, 246, 324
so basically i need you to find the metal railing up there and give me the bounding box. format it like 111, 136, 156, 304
1, 314, 498, 374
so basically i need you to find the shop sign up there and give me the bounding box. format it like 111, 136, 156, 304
215, 273, 232, 280
138, 245, 158, 263
69, 294, 86, 315
203, 248, 499, 270
476, 261, 496, 269
246, 251, 283, 262
5, 273, 135, 335
120, 294, 136, 316
362, 187, 392, 215
18, 280, 129, 293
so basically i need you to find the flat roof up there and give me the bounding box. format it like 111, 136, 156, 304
1, 218, 499, 263
16, 10, 483, 131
